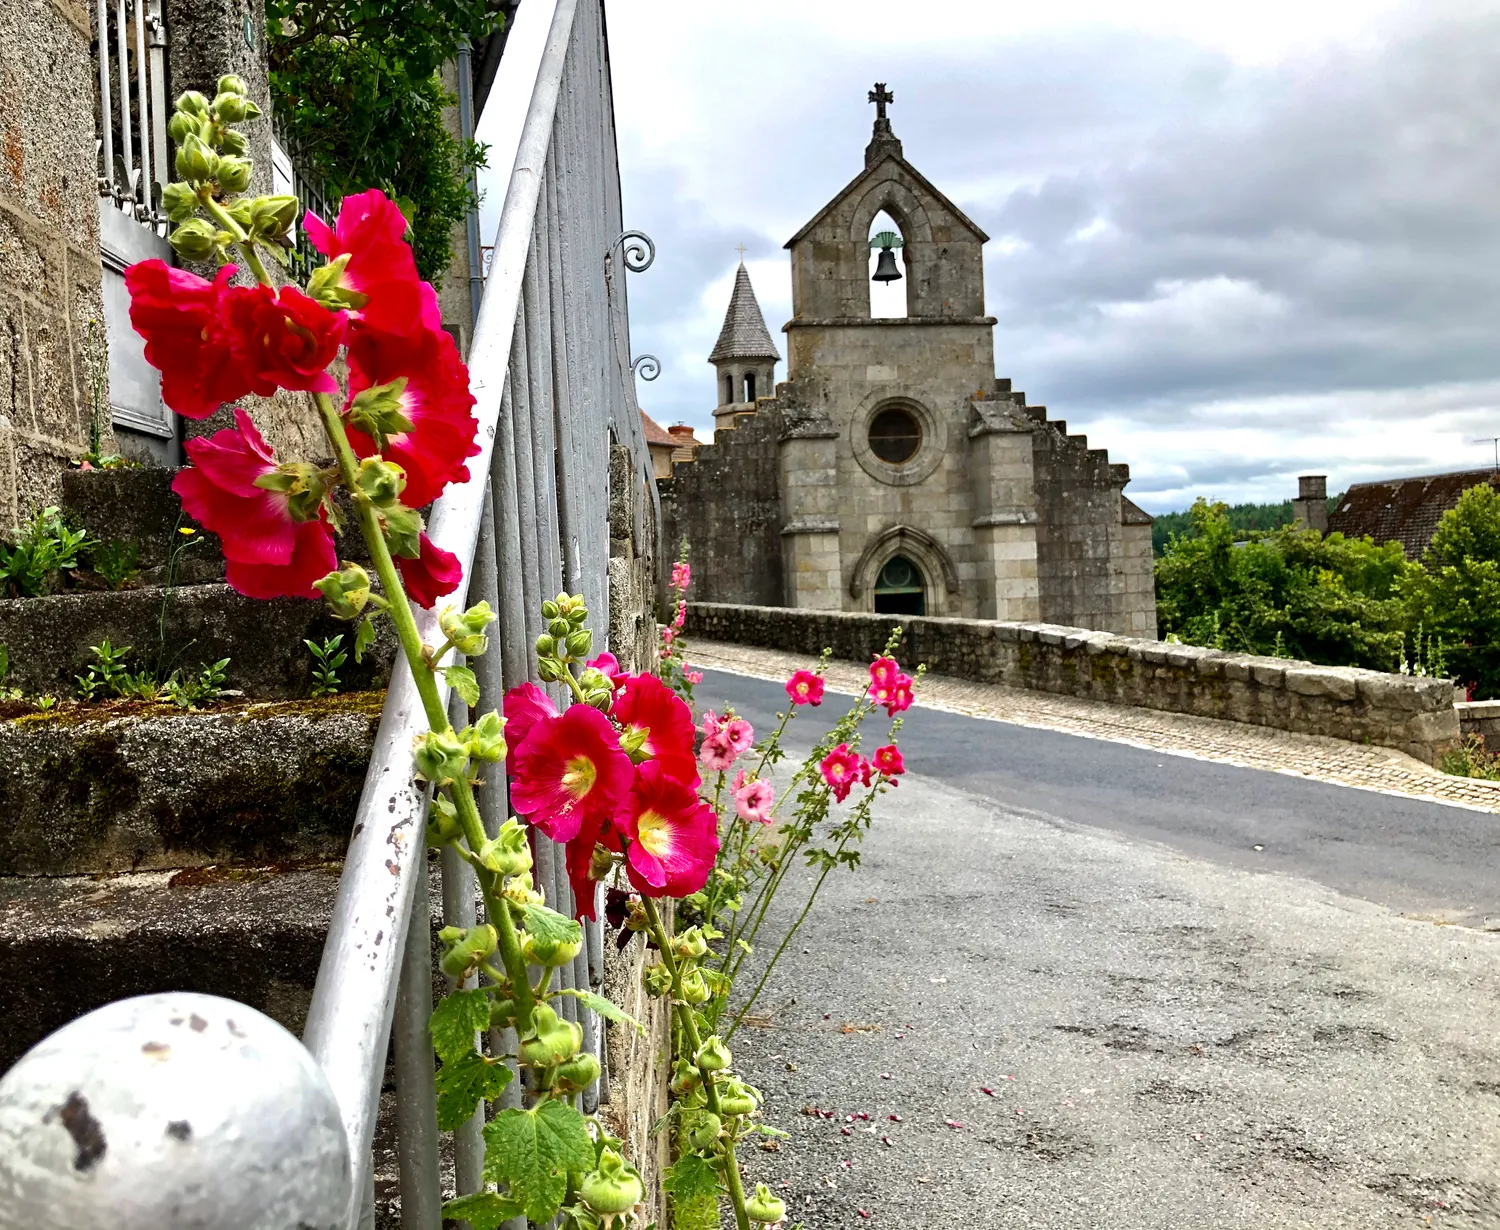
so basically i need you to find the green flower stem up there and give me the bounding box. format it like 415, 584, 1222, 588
200, 196, 272, 286
639, 895, 752, 1230
312, 390, 537, 1034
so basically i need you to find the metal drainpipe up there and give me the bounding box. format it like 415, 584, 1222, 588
457, 40, 485, 330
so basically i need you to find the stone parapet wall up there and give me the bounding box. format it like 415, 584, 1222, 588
1456, 700, 1500, 754
685, 602, 1460, 765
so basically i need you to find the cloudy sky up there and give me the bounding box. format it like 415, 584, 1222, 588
481, 0, 1500, 514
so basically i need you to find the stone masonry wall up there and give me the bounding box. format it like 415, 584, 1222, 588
685, 602, 1460, 765
658, 406, 784, 609
0, 0, 112, 525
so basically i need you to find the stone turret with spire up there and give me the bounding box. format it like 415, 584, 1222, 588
709, 253, 780, 430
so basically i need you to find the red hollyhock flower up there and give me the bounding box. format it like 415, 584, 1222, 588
872, 744, 905, 778
871, 672, 915, 717
304, 189, 441, 338
612, 672, 699, 787
619, 761, 719, 898
502, 682, 559, 775
819, 743, 864, 803
510, 704, 633, 843
395, 533, 462, 608
225, 283, 345, 396
785, 669, 825, 706
172, 408, 336, 599
125, 260, 252, 418
345, 325, 480, 509
565, 814, 614, 922
870, 656, 900, 689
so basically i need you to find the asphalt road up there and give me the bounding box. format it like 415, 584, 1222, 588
692, 668, 1500, 1229
697, 669, 1500, 928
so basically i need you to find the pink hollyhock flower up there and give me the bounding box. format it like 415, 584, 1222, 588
661, 627, 675, 646
871, 672, 916, 717
872, 744, 905, 778
304, 189, 441, 338
700, 710, 724, 739
785, 669, 825, 706
620, 761, 719, 898
225, 283, 346, 396
671, 561, 691, 591
723, 716, 754, 754
672, 600, 686, 630
395, 533, 462, 608
870, 656, 900, 689
510, 704, 634, 843
172, 408, 336, 599
345, 324, 479, 508
125, 260, 251, 417
734, 775, 775, 825
612, 672, 699, 787
684, 670, 703, 685
819, 743, 864, 803
698, 732, 738, 773
502, 682, 559, 774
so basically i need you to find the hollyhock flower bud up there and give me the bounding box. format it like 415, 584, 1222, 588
440, 600, 494, 656
476, 818, 531, 877
523, 926, 583, 968
734, 776, 775, 825
586, 651, 624, 686
487, 997, 518, 1029
554, 1051, 601, 1094
746, 1183, 786, 1225
249, 193, 298, 239
438, 923, 496, 980
578, 667, 613, 708
613, 673, 698, 786
216, 73, 248, 96
313, 562, 372, 618
415, 728, 469, 786
168, 218, 223, 262
219, 128, 248, 156
225, 198, 254, 229
215, 153, 252, 193
643, 963, 675, 998
395, 533, 462, 608
167, 110, 199, 144
460, 710, 507, 763
175, 89, 210, 116
684, 1111, 721, 1151
717, 1078, 759, 1117
565, 628, 593, 658
785, 669, 825, 706
518, 1004, 581, 1066
679, 968, 710, 1005
589, 842, 616, 880
509, 703, 633, 843
695, 1035, 731, 1071
425, 793, 462, 847
212, 91, 251, 123
669, 1058, 701, 1095
873, 744, 905, 778
672, 927, 709, 960
175, 132, 218, 183
161, 181, 199, 222
535, 633, 555, 657
819, 743, 863, 803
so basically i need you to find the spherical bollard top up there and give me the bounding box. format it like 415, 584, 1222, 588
0, 992, 352, 1230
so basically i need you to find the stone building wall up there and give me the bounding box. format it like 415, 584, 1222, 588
0, 0, 112, 526
686, 601, 1460, 765
658, 407, 784, 609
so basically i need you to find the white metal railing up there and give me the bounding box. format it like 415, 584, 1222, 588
298, 1, 659, 1226
95, 0, 169, 230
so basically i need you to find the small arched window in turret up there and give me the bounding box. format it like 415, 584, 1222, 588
874, 554, 926, 615
724, 373, 734, 405
743, 371, 756, 403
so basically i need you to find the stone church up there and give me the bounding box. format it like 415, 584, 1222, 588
660, 86, 1157, 637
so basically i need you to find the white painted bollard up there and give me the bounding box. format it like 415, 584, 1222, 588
0, 992, 352, 1230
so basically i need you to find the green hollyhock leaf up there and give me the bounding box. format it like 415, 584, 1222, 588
554, 988, 644, 1036
482, 1100, 595, 1223
521, 901, 582, 953
430, 987, 490, 1064
435, 1049, 513, 1131
442, 1191, 523, 1230
444, 663, 480, 707
354, 616, 376, 663
664, 1152, 720, 1203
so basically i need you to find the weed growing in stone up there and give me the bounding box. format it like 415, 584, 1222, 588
305, 634, 346, 697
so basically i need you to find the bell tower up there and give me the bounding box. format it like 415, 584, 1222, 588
708, 256, 780, 430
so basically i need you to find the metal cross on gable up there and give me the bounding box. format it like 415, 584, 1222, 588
868, 82, 894, 120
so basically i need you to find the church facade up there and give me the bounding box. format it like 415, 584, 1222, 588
660, 88, 1157, 638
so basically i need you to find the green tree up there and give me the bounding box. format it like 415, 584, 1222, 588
1407, 483, 1500, 697
1155, 499, 1413, 670
266, 0, 501, 282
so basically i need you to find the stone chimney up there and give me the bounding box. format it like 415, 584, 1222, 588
1291, 475, 1329, 533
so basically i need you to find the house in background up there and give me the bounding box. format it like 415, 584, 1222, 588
1292, 471, 1500, 559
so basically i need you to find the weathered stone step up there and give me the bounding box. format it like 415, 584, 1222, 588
0, 583, 396, 698
0, 693, 382, 876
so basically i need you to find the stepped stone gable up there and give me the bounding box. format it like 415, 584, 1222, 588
661, 86, 1158, 637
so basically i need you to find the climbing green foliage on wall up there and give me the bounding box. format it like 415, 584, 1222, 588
266, 0, 501, 283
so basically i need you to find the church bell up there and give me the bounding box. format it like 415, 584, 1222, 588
869, 228, 904, 283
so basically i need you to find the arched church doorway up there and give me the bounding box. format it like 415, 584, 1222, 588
873, 554, 926, 615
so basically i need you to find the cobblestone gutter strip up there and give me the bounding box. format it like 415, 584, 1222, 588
689, 639, 1500, 815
